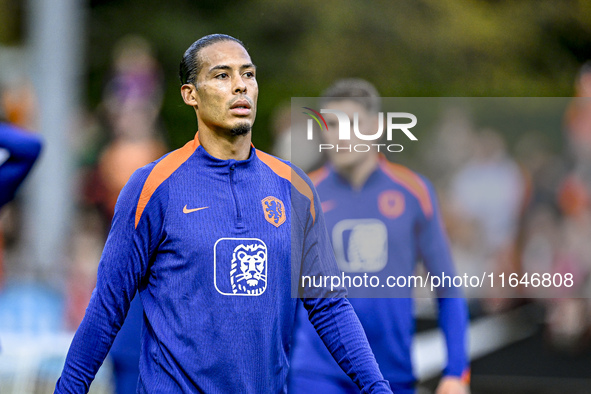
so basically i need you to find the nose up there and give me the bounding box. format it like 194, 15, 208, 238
233, 75, 246, 94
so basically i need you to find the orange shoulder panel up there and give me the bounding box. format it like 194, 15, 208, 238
134, 136, 199, 228
256, 150, 316, 223
307, 166, 330, 187
379, 157, 433, 218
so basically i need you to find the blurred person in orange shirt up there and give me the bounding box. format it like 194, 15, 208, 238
95, 35, 168, 221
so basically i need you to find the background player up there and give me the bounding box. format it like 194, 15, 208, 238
54, 35, 392, 393
0, 121, 42, 209
0, 113, 42, 349
289, 79, 470, 394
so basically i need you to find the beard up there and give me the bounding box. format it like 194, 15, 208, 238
230, 123, 251, 136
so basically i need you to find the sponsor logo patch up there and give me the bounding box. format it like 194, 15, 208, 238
214, 238, 268, 296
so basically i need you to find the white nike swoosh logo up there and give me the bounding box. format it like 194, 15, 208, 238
183, 205, 209, 214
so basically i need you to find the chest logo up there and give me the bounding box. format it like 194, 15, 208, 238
183, 205, 209, 214
378, 190, 405, 219
261, 196, 286, 227
332, 219, 388, 273
214, 238, 268, 296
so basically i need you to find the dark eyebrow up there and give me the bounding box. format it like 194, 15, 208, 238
208, 63, 257, 74
209, 65, 231, 73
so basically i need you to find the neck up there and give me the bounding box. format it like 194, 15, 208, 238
336, 153, 379, 190
198, 128, 252, 160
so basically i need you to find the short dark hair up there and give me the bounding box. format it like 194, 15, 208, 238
179, 34, 246, 85
319, 78, 381, 113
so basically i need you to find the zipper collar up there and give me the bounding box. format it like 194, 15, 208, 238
192, 132, 257, 170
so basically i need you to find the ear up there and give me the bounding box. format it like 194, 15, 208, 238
181, 83, 198, 107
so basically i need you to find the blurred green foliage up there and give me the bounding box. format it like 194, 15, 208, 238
86, 0, 591, 151
0, 0, 24, 45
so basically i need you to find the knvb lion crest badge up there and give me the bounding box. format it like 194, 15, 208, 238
214, 238, 268, 296
261, 196, 286, 227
